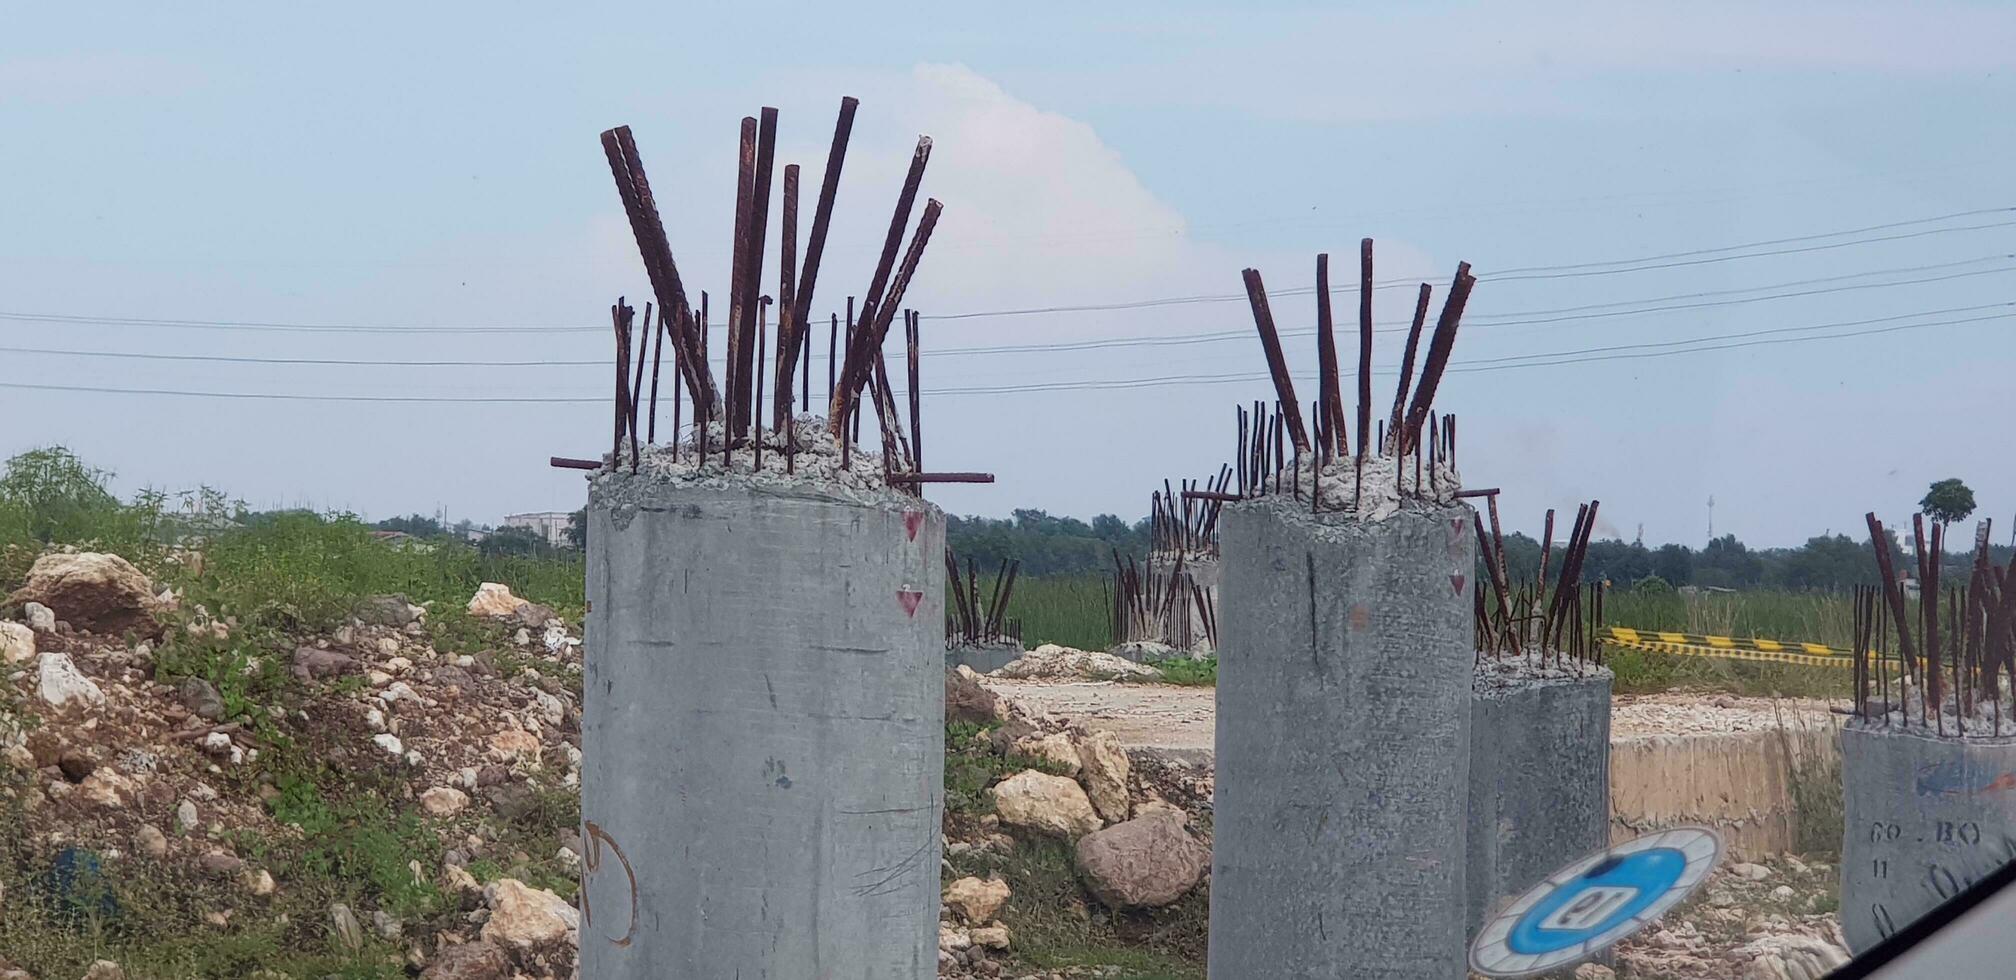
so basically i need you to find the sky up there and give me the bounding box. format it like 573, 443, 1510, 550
3, 2, 2014, 547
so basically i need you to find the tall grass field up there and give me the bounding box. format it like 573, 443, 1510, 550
999, 572, 1860, 698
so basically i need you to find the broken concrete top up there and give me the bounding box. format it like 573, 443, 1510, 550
588, 413, 925, 511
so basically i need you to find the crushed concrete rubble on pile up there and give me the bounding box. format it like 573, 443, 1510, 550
588, 414, 918, 508
991, 644, 1163, 682
1472, 650, 1614, 695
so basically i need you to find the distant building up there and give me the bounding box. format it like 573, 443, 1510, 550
501, 511, 572, 548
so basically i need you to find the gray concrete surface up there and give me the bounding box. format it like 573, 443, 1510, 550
1839, 722, 2016, 953
581, 482, 944, 979
1466, 669, 1613, 939
1209, 500, 1477, 979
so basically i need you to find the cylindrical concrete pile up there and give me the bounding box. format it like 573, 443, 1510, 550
1839, 722, 2016, 953
1466, 663, 1613, 938
581, 480, 944, 978
1210, 500, 1476, 978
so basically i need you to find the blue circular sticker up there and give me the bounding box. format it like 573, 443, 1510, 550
1471, 827, 1721, 977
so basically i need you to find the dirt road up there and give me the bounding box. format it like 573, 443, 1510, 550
981, 677, 1840, 762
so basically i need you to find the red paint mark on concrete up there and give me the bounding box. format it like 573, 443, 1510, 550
1349, 605, 1370, 630
904, 511, 925, 541
1450, 573, 1466, 596
897, 590, 924, 617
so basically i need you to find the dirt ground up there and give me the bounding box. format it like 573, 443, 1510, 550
983, 678, 1842, 759
982, 675, 1854, 979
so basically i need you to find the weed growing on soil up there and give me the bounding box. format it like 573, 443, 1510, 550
1140, 658, 1216, 687
949, 838, 1206, 980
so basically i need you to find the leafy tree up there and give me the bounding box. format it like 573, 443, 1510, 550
566, 508, 588, 549
1770, 534, 1877, 590
1920, 478, 1977, 525
374, 514, 445, 538
480, 526, 547, 558
1652, 543, 1694, 586
1696, 534, 1762, 588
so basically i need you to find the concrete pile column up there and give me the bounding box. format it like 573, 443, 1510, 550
1210, 501, 1476, 979
581, 482, 944, 978
1466, 670, 1613, 938
1839, 723, 2016, 953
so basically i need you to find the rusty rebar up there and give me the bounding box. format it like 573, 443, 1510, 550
1356, 238, 1374, 464
1401, 262, 1476, 453
785, 97, 858, 411
831, 136, 932, 436
551, 457, 599, 470
600, 127, 716, 413
1314, 254, 1345, 457
885, 472, 996, 484
1240, 268, 1311, 454
907, 310, 922, 481
773, 163, 800, 424
1387, 283, 1431, 452
724, 116, 758, 440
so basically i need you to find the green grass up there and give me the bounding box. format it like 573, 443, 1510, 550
1002, 574, 1111, 650
0, 446, 589, 976
1141, 657, 1216, 687
1004, 570, 1865, 697
948, 837, 1206, 980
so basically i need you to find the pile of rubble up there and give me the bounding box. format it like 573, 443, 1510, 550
939, 669, 1210, 978
0, 551, 587, 980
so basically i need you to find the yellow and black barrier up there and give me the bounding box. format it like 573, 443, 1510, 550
1601, 626, 1862, 669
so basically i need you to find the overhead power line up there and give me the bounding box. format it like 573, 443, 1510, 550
0, 206, 2007, 335
2, 305, 2002, 403
7, 257, 2008, 369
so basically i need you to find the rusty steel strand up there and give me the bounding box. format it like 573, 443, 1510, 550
670, 318, 683, 462
551, 457, 600, 470
628, 303, 650, 471
801, 313, 812, 423
871, 343, 911, 470
1385, 282, 1433, 452
1867, 512, 1920, 682
831, 136, 933, 436
1543, 503, 1591, 644
646, 302, 666, 443
907, 311, 922, 481
600, 128, 715, 412
611, 300, 633, 470
827, 311, 840, 404
1401, 262, 1476, 452
1240, 269, 1311, 454
1485, 494, 1520, 655
988, 560, 1022, 638
1314, 254, 1346, 458
1357, 238, 1375, 464
773, 164, 800, 425
1537, 508, 1556, 614
754, 298, 770, 470
724, 116, 757, 440
1452, 487, 1501, 498
1554, 500, 1600, 651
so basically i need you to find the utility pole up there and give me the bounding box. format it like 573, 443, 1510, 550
1706, 495, 1715, 543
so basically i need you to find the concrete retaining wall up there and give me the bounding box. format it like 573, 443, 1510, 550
1467, 672, 1612, 938
1210, 501, 1475, 979
581, 483, 944, 979
1839, 724, 2016, 953
1611, 725, 1835, 860
946, 642, 1022, 674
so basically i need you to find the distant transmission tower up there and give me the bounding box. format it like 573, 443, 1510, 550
1706, 495, 1715, 542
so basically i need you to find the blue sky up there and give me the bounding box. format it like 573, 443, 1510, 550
4, 3, 2013, 546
